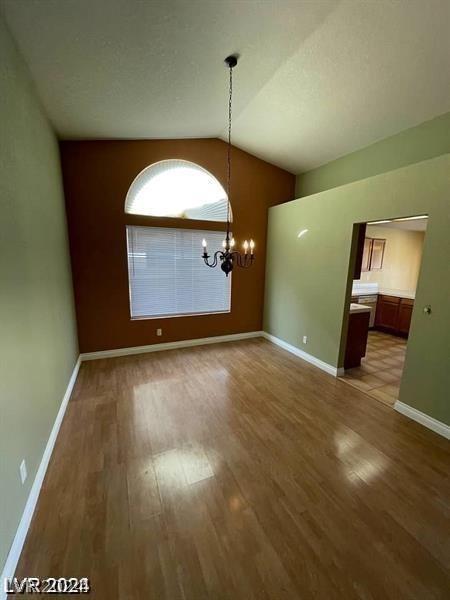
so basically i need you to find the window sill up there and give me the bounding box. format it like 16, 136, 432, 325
130, 310, 231, 321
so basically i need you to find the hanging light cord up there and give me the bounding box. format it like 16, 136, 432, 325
202, 55, 254, 276
226, 63, 233, 239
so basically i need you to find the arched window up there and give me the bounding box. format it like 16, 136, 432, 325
125, 160, 231, 320
125, 159, 230, 222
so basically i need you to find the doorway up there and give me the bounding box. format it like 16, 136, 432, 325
340, 215, 428, 407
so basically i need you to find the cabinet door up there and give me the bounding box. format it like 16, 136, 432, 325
361, 238, 373, 272
375, 295, 400, 331
398, 299, 414, 336
370, 239, 385, 270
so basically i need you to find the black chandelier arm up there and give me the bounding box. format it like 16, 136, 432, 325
234, 252, 255, 268
222, 251, 254, 268
203, 250, 223, 268
203, 250, 254, 270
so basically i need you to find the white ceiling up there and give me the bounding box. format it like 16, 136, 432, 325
369, 218, 428, 232
2, 0, 450, 173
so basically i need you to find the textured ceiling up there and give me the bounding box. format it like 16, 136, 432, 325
2, 0, 450, 173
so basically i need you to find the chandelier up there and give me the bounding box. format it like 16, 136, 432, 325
202, 55, 255, 276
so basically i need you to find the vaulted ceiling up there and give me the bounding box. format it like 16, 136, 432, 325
2, 0, 449, 173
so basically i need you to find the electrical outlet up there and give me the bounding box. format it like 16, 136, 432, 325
302, 336, 308, 344
19, 459, 27, 485
156, 328, 162, 336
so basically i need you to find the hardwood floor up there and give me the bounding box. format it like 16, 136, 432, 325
15, 338, 450, 599
341, 331, 407, 406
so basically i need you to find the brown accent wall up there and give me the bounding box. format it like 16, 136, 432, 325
61, 139, 295, 352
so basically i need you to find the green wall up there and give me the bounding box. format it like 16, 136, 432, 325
264, 155, 450, 425
0, 16, 78, 572
296, 112, 450, 197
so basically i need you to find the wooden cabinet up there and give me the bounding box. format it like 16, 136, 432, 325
361, 237, 372, 272
397, 298, 414, 336
370, 239, 386, 270
355, 235, 386, 275
375, 295, 399, 332
375, 295, 414, 337
345, 311, 370, 369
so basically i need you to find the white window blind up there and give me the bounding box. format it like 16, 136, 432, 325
127, 226, 231, 319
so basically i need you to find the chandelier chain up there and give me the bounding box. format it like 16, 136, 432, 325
202, 55, 254, 276
226, 64, 232, 232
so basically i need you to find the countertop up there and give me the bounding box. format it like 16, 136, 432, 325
350, 303, 371, 314
378, 288, 415, 300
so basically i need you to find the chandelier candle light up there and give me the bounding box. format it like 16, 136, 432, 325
202, 54, 255, 276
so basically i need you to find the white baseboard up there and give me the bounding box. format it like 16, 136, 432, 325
262, 332, 339, 376
0, 357, 81, 598
80, 331, 264, 361
394, 401, 450, 440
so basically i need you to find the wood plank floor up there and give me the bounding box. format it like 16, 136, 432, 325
15, 338, 450, 599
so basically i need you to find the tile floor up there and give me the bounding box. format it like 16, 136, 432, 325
341, 330, 407, 406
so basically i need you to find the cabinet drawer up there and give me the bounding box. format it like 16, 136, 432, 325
379, 295, 401, 304
400, 297, 414, 306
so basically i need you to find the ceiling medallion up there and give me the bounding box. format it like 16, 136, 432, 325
202, 55, 254, 276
